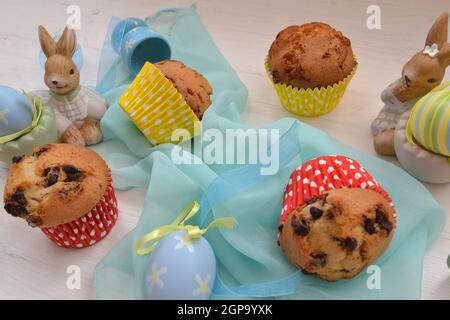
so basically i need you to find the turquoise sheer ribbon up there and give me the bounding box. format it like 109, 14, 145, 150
93, 6, 445, 299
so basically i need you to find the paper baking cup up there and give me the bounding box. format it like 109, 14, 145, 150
265, 57, 357, 117
119, 62, 200, 145
41, 171, 119, 249
280, 155, 394, 225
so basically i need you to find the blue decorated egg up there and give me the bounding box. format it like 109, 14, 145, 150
145, 230, 216, 300
0, 86, 33, 137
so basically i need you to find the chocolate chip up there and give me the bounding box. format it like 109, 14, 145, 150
310, 206, 323, 220
364, 217, 376, 235
375, 207, 393, 236
311, 251, 327, 268
305, 196, 319, 205
343, 237, 357, 251
11, 155, 24, 164
4, 203, 28, 217
291, 217, 309, 237
45, 174, 59, 187
10, 189, 27, 205
278, 224, 284, 233
63, 165, 82, 181
4, 189, 28, 217
333, 236, 357, 251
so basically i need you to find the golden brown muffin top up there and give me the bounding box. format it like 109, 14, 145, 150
155, 60, 213, 119
279, 188, 395, 281
268, 22, 356, 89
3, 144, 109, 228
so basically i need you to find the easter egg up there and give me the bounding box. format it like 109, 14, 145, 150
0, 86, 33, 137
145, 230, 216, 300
407, 84, 450, 156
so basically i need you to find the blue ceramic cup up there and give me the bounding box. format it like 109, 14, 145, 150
111, 17, 147, 53
112, 18, 171, 76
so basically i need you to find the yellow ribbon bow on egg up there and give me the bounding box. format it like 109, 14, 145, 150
0, 93, 43, 144
134, 201, 237, 255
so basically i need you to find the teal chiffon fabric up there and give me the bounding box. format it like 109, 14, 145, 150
93, 6, 445, 299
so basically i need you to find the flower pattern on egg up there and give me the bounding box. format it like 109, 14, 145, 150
174, 234, 195, 253
192, 274, 211, 298
147, 263, 167, 293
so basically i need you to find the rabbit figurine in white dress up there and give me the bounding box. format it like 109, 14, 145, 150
31, 25, 108, 146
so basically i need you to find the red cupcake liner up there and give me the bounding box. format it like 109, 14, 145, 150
41, 171, 119, 249
280, 155, 394, 225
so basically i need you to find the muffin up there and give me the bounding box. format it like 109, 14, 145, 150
3, 144, 118, 248
155, 60, 212, 119
119, 60, 212, 145
266, 23, 357, 116
279, 188, 395, 281
278, 155, 396, 281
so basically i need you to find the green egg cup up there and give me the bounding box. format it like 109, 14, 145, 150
0, 102, 58, 164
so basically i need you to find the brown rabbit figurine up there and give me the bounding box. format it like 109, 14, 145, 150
371, 12, 450, 156
33, 25, 108, 146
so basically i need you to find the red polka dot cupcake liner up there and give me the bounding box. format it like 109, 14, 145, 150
41, 170, 119, 249
280, 155, 395, 225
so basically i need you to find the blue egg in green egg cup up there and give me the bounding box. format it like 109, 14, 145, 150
0, 86, 58, 164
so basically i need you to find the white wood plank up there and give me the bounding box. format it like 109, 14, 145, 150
0, 0, 448, 299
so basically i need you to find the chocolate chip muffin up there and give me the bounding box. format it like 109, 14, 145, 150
155, 60, 213, 119
279, 188, 395, 281
268, 23, 356, 89
3, 144, 109, 228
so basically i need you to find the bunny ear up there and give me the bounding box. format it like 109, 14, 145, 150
425, 12, 449, 48
56, 26, 77, 57
438, 43, 450, 67
38, 25, 56, 58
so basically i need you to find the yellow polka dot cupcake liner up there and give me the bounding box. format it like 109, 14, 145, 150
119, 62, 200, 145
264, 57, 357, 117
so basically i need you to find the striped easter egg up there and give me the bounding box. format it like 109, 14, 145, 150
407, 83, 450, 156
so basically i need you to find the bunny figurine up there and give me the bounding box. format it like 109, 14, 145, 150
30, 25, 108, 145
371, 12, 450, 156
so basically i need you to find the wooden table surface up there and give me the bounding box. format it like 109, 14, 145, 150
0, 0, 449, 299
